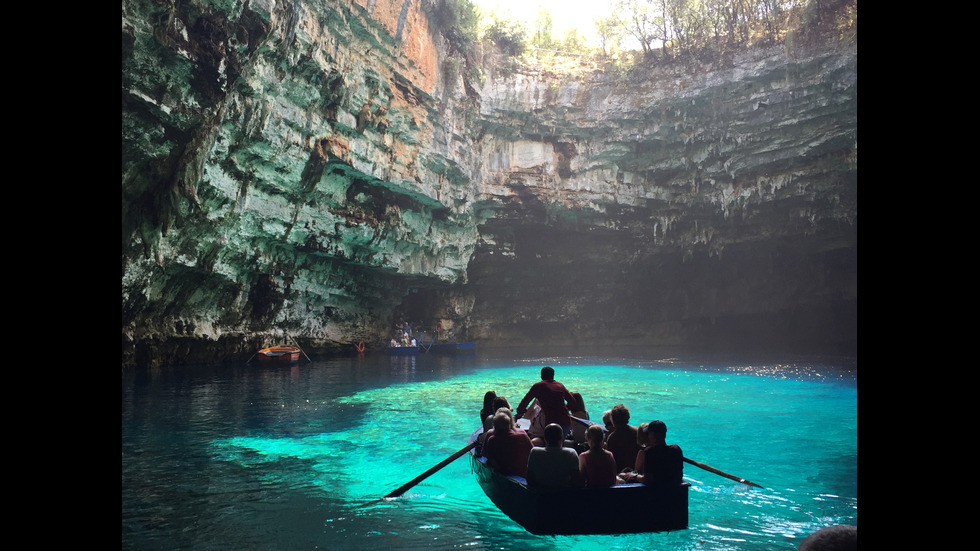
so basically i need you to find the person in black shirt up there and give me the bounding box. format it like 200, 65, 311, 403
621, 420, 682, 486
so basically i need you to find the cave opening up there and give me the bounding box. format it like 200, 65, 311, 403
390, 286, 450, 337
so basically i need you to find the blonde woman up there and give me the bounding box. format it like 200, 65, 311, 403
578, 424, 619, 487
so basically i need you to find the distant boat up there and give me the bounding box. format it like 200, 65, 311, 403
387, 345, 419, 356
256, 345, 302, 364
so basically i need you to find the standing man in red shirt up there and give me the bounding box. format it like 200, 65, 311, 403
515, 366, 576, 441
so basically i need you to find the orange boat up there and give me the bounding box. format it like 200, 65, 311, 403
256, 345, 302, 363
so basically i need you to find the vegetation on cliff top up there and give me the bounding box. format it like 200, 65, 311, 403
435, 0, 856, 76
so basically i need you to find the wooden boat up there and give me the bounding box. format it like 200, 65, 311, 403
467, 427, 690, 535
256, 345, 301, 363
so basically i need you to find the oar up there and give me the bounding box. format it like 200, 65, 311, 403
289, 335, 313, 363
571, 416, 595, 427
569, 417, 762, 488
419, 333, 433, 352
683, 457, 763, 488
383, 441, 478, 499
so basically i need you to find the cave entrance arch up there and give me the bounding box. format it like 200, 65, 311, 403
391, 286, 449, 338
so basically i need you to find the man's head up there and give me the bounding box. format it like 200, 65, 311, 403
543, 423, 563, 446
610, 403, 630, 426
492, 411, 513, 431
494, 407, 516, 428
643, 420, 667, 442
540, 366, 555, 381
646, 420, 667, 435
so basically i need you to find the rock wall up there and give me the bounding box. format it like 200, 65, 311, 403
467, 45, 856, 352
121, 0, 856, 367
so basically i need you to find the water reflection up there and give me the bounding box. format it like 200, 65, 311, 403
388, 354, 416, 373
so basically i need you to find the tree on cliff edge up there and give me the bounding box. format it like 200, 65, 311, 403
430, 0, 481, 56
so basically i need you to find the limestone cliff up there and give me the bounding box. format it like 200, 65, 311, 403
121, 0, 857, 367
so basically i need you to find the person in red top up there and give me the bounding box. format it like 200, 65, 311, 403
480, 411, 533, 478
515, 366, 576, 439
579, 424, 620, 487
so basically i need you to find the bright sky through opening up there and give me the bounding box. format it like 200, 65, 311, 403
472, 0, 619, 47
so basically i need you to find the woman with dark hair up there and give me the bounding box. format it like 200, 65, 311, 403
569, 392, 590, 447
478, 396, 516, 453
483, 396, 513, 433
492, 395, 511, 413
480, 390, 497, 426
570, 392, 589, 419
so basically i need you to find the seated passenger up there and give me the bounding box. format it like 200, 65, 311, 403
601, 409, 613, 434
525, 399, 547, 446
623, 422, 651, 476
480, 390, 497, 427
570, 392, 589, 420
481, 411, 533, 478
621, 420, 683, 486
569, 392, 590, 446
483, 396, 513, 432
578, 424, 620, 487
526, 423, 582, 488
478, 402, 517, 449
605, 404, 641, 472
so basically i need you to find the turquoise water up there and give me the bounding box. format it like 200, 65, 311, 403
122, 349, 856, 550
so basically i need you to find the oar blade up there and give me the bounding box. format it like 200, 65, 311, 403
683, 457, 763, 489
382, 441, 478, 499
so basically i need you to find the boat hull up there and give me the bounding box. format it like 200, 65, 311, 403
256, 346, 301, 363
468, 430, 689, 535
387, 346, 419, 356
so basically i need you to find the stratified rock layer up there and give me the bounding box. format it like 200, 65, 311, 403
122, 0, 856, 367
